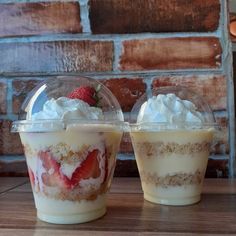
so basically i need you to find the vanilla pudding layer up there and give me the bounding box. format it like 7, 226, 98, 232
20, 124, 122, 202
130, 129, 213, 205
34, 193, 106, 224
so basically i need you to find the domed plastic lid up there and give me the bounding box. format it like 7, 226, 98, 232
130, 86, 216, 131
12, 76, 124, 132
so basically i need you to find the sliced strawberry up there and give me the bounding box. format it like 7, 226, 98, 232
70, 149, 101, 188
67, 86, 98, 106
38, 151, 71, 189
28, 167, 35, 187
39, 151, 60, 172
42, 172, 57, 187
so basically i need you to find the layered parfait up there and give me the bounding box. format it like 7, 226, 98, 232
130, 88, 214, 206
12, 77, 124, 224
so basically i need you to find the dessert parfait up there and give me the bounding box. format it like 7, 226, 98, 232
130, 87, 215, 206
12, 76, 124, 224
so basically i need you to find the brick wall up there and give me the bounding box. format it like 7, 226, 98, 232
0, 0, 233, 178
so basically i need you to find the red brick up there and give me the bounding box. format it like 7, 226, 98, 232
206, 159, 228, 178
0, 2, 81, 37
152, 75, 226, 111
119, 132, 133, 153
114, 157, 229, 177
0, 159, 27, 177
12, 80, 40, 114
0, 41, 113, 74
0, 81, 7, 114
89, 0, 220, 34
0, 120, 23, 155
119, 37, 222, 71
102, 78, 146, 112
211, 116, 229, 155
114, 159, 139, 177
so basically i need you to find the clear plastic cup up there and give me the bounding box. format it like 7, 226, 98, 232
129, 86, 216, 206
12, 76, 125, 224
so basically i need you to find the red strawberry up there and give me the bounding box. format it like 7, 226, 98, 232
28, 167, 35, 187
39, 151, 71, 189
67, 86, 98, 106
39, 151, 60, 172
70, 149, 101, 189
41, 172, 57, 187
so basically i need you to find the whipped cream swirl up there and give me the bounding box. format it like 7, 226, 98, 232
30, 97, 104, 121
137, 93, 204, 127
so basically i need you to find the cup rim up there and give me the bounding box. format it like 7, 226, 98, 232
11, 119, 128, 133
129, 122, 217, 132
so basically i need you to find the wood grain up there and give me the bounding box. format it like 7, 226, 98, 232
0, 177, 27, 194
1, 178, 236, 235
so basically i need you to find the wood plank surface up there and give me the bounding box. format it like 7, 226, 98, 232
0, 177, 27, 194
0, 178, 236, 235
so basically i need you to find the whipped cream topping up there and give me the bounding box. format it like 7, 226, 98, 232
137, 93, 204, 127
30, 97, 104, 121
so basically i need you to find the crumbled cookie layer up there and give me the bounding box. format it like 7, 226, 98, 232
140, 170, 203, 188
134, 141, 210, 158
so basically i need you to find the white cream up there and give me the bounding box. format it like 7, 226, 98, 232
30, 97, 104, 121
137, 94, 204, 127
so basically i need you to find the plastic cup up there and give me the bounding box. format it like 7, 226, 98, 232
12, 76, 124, 224
129, 87, 215, 206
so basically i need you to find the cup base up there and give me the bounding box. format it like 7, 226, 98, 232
144, 192, 201, 206
37, 207, 106, 224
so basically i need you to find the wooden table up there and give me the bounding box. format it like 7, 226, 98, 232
1, 178, 236, 235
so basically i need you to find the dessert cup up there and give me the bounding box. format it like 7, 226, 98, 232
130, 87, 215, 206
12, 76, 124, 224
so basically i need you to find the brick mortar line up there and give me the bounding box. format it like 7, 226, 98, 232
220, 0, 230, 68
220, 0, 235, 177
6, 79, 12, 115
113, 39, 122, 72
0, 32, 221, 44
0, 68, 224, 78
0, 155, 25, 162
213, 110, 229, 117
0, 70, 226, 79
79, 0, 91, 33
143, 75, 154, 99
117, 153, 135, 160
209, 155, 229, 160
0, 114, 18, 120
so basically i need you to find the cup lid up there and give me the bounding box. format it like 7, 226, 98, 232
130, 86, 216, 131
12, 76, 125, 132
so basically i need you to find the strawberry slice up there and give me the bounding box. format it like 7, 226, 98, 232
28, 167, 35, 187
41, 172, 56, 187
39, 151, 71, 189
70, 149, 101, 189
67, 86, 98, 106
39, 150, 60, 172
